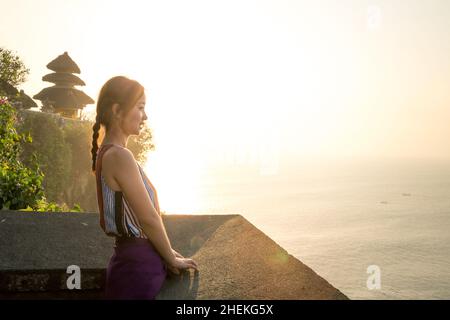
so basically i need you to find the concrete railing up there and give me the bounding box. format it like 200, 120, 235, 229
0, 211, 348, 300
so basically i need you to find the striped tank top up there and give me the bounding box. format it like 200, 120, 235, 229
95, 143, 161, 239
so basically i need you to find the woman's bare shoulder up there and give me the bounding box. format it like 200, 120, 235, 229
102, 146, 145, 194
102, 145, 136, 172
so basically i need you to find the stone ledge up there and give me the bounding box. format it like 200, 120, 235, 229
0, 211, 348, 299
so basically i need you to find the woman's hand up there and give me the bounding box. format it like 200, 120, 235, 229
172, 249, 184, 258
170, 257, 198, 272
166, 250, 198, 275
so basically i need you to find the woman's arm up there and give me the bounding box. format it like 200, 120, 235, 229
173, 249, 184, 258
109, 148, 196, 270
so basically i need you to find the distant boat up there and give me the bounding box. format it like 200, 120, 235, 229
380, 201, 388, 204
402, 193, 411, 196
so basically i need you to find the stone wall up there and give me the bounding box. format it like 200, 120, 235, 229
0, 211, 348, 300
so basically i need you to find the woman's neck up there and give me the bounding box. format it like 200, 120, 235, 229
102, 131, 129, 148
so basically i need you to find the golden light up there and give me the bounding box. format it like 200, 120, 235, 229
143, 132, 211, 215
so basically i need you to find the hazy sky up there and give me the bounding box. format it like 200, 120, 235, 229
1, 0, 450, 163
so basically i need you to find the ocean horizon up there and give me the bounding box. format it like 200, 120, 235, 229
157, 156, 450, 299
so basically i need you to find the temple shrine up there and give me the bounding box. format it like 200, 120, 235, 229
33, 52, 94, 119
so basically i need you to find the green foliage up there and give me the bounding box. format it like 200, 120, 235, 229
19, 197, 84, 212
0, 47, 29, 87
0, 98, 44, 210
17, 111, 72, 204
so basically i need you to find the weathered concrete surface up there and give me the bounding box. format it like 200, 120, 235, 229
0, 211, 348, 299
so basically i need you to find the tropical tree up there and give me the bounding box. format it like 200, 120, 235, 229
0, 47, 29, 87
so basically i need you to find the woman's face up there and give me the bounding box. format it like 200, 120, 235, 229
120, 94, 148, 136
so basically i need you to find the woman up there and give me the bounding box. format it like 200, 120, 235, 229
91, 76, 198, 299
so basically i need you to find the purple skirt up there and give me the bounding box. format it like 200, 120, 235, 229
105, 237, 167, 300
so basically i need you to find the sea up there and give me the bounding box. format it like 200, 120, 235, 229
152, 156, 450, 299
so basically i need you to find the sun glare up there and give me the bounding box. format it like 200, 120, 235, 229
143, 140, 209, 215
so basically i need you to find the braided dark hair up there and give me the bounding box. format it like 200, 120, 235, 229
91, 114, 102, 171
91, 76, 145, 172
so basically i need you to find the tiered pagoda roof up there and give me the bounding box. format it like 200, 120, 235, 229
33, 52, 94, 119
